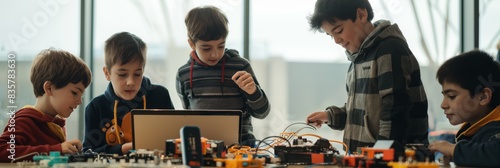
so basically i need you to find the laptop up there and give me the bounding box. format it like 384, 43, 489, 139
131, 109, 242, 151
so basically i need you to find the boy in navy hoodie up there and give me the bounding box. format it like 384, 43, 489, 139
428, 50, 500, 167
0, 49, 92, 162
83, 32, 175, 155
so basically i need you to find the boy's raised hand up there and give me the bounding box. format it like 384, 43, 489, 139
232, 71, 257, 94
61, 139, 82, 154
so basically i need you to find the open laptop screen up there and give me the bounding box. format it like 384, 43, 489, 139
131, 109, 242, 151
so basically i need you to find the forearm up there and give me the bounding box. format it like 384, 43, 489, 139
326, 105, 346, 130
245, 86, 270, 119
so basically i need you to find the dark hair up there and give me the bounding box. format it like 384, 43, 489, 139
308, 0, 374, 32
31, 48, 92, 97
185, 5, 229, 43
436, 50, 500, 108
104, 32, 146, 70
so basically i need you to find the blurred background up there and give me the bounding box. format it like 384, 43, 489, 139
1, 0, 499, 152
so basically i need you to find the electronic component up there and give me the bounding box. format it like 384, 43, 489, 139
33, 151, 68, 167
214, 154, 264, 168
165, 138, 225, 157
405, 143, 434, 162
273, 138, 341, 165
180, 126, 203, 167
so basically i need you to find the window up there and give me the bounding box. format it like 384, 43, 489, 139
2, 0, 493, 153
479, 0, 500, 57
0, 0, 80, 139
91, 0, 244, 141
92, 1, 243, 106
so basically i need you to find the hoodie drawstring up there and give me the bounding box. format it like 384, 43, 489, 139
113, 100, 121, 144
142, 96, 146, 109
189, 51, 226, 96
112, 96, 146, 144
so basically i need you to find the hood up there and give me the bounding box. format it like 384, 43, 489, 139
16, 106, 66, 142
346, 20, 408, 62
103, 77, 151, 144
15, 106, 65, 127
457, 106, 500, 140
104, 76, 153, 103
189, 48, 239, 66
188, 49, 239, 88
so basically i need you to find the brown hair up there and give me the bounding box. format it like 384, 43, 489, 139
185, 6, 229, 43
308, 0, 374, 32
437, 50, 500, 108
31, 48, 92, 97
104, 32, 146, 70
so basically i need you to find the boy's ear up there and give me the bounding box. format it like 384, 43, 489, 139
479, 87, 493, 105
356, 8, 368, 23
43, 81, 53, 96
103, 66, 111, 81
188, 39, 196, 51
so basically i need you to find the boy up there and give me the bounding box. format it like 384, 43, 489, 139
428, 50, 500, 167
0, 49, 92, 162
176, 6, 270, 147
83, 32, 175, 155
305, 0, 429, 156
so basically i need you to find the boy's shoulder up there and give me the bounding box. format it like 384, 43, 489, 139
376, 37, 408, 51
482, 121, 500, 129
88, 94, 108, 103
364, 37, 412, 60
224, 49, 251, 65
474, 121, 500, 138
147, 83, 170, 94
143, 83, 174, 108
12, 108, 37, 119
145, 83, 172, 102
225, 49, 240, 58
9, 107, 49, 126
86, 94, 110, 108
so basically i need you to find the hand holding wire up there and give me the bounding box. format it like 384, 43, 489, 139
61, 139, 82, 154
306, 111, 329, 128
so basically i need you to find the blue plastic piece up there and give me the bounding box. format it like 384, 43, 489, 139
33, 151, 69, 167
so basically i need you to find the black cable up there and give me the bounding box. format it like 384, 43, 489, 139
254, 136, 291, 155
254, 139, 275, 148
282, 122, 316, 132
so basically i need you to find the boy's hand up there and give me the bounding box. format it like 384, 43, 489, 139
306, 111, 328, 128
61, 139, 82, 154
232, 71, 257, 94
428, 140, 456, 157
122, 142, 133, 154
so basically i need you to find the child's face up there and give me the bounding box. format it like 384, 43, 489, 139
104, 60, 144, 100
320, 9, 370, 54
189, 38, 225, 66
440, 82, 483, 125
49, 82, 85, 118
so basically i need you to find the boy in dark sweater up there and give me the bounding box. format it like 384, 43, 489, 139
83, 32, 175, 155
176, 6, 270, 146
429, 50, 500, 167
0, 49, 92, 162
